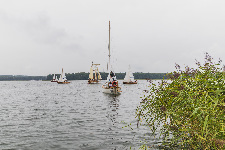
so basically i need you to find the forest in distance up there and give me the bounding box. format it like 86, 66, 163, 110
0, 73, 167, 81
0, 75, 46, 81
46, 72, 167, 80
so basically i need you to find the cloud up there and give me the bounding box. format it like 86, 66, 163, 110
0, 10, 83, 52
0, 10, 86, 75
1, 0, 225, 75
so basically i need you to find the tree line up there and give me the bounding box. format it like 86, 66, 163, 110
0, 75, 47, 81
0, 73, 167, 81
46, 72, 167, 80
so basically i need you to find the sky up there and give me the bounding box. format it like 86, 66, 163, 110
1, 0, 225, 75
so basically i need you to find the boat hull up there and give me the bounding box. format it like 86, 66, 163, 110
102, 86, 121, 95
88, 80, 100, 84
123, 81, 137, 84
51, 80, 58, 82
57, 81, 70, 84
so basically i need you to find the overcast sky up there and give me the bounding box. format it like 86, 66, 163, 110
1, 0, 225, 75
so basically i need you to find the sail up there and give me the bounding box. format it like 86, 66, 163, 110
62, 68, 67, 81
129, 72, 135, 82
98, 74, 102, 80
58, 74, 62, 82
124, 71, 131, 82
58, 68, 67, 82
124, 65, 135, 82
97, 68, 102, 80
89, 66, 93, 79
94, 69, 97, 80
129, 66, 135, 82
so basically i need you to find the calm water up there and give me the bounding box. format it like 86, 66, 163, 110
0, 80, 162, 150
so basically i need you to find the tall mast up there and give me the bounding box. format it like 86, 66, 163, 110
108, 21, 111, 73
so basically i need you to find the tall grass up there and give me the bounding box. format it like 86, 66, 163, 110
137, 53, 225, 149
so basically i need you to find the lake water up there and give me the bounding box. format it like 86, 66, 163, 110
0, 80, 162, 150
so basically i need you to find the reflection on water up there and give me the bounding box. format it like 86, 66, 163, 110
0, 80, 162, 150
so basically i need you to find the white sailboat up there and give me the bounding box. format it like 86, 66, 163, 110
51, 74, 58, 82
123, 65, 137, 84
102, 21, 122, 95
57, 68, 70, 84
88, 62, 102, 84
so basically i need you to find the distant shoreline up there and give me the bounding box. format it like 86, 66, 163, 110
46, 72, 167, 81
0, 73, 167, 81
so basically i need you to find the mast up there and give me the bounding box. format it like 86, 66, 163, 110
108, 21, 111, 73
95, 69, 97, 80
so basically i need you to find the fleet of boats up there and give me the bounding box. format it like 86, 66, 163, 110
51, 21, 137, 94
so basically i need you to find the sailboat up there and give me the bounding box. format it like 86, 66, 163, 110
88, 62, 102, 84
102, 21, 122, 95
123, 65, 137, 84
57, 68, 70, 84
51, 74, 58, 82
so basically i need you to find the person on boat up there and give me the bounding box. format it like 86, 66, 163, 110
109, 81, 112, 87
110, 71, 114, 78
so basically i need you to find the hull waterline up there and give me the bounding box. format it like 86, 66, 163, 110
123, 81, 137, 84
88, 80, 100, 84
57, 81, 70, 84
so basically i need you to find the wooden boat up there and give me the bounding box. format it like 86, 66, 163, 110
102, 21, 121, 95
123, 65, 137, 84
57, 81, 70, 84
88, 62, 102, 84
57, 68, 70, 84
123, 81, 137, 84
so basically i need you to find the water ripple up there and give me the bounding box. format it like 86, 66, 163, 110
0, 80, 161, 150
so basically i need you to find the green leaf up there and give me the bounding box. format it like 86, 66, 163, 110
191, 107, 200, 117
203, 115, 209, 132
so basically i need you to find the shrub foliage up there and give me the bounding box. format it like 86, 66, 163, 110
137, 53, 225, 149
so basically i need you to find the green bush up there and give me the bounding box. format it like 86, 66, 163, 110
137, 53, 225, 149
